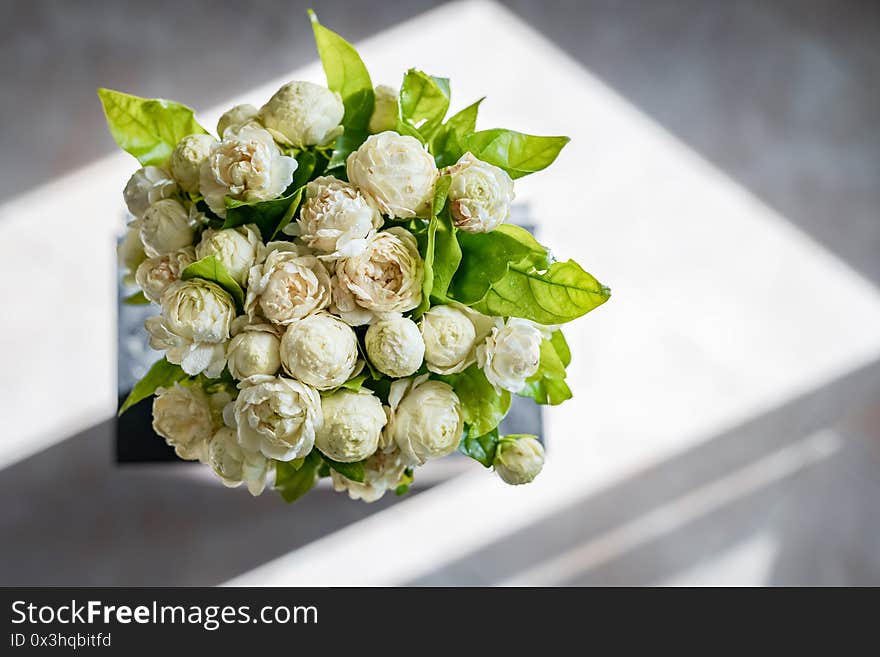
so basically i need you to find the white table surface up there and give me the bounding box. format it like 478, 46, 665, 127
1, 0, 878, 585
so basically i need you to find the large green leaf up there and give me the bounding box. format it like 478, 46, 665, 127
118, 358, 187, 416
464, 129, 569, 179
430, 211, 461, 303
431, 98, 483, 167
326, 129, 367, 171
458, 425, 499, 468
442, 365, 511, 436
180, 256, 245, 309
97, 88, 208, 166
274, 450, 322, 503
472, 259, 611, 324
413, 214, 438, 320
224, 186, 304, 242
322, 456, 366, 483
309, 10, 374, 131
398, 69, 450, 141
518, 332, 572, 406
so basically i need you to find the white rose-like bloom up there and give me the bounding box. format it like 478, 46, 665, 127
330, 227, 423, 326
118, 227, 146, 286
316, 389, 386, 463
206, 426, 271, 496
245, 242, 332, 325
476, 318, 548, 393
226, 318, 282, 379
199, 124, 297, 218
170, 134, 218, 194
195, 224, 265, 286
387, 375, 464, 466
494, 435, 545, 485
145, 279, 235, 377
285, 176, 382, 258
152, 383, 224, 461
217, 103, 259, 137
227, 374, 322, 462
420, 304, 495, 375
137, 198, 197, 257
123, 166, 178, 218
258, 81, 344, 147
365, 315, 424, 378
346, 131, 437, 218
135, 246, 196, 303
331, 447, 407, 503
445, 152, 515, 233
279, 312, 358, 390
368, 85, 398, 134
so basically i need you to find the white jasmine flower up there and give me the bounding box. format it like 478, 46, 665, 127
135, 246, 196, 303
225, 317, 282, 380
217, 103, 259, 137
494, 435, 545, 485
151, 382, 226, 461
285, 176, 382, 258
331, 447, 407, 503
387, 375, 463, 466
420, 304, 495, 375
227, 374, 322, 462
118, 227, 146, 286
445, 152, 515, 233
170, 134, 218, 194
330, 227, 424, 326
316, 389, 387, 463
123, 166, 178, 218
137, 198, 197, 257
206, 426, 271, 495
346, 131, 437, 218
477, 318, 549, 393
258, 81, 344, 147
365, 315, 425, 378
245, 241, 332, 325
368, 85, 399, 134
145, 279, 235, 377
199, 124, 297, 218
279, 312, 359, 390
195, 224, 266, 286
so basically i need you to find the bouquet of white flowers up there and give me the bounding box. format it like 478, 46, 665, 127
106, 12, 610, 503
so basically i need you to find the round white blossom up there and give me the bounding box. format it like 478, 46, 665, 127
316, 389, 387, 463
195, 224, 265, 286
226, 318, 282, 379
123, 166, 178, 218
420, 304, 495, 375
365, 315, 424, 378
477, 318, 547, 393
199, 123, 297, 218
226, 374, 322, 462
331, 447, 407, 503
245, 242, 332, 325
279, 312, 359, 390
135, 246, 196, 303
387, 375, 463, 466
145, 279, 235, 377
285, 176, 382, 258
137, 198, 197, 257
206, 426, 271, 495
494, 435, 545, 485
170, 133, 218, 194
330, 227, 423, 326
217, 103, 259, 137
152, 383, 226, 461
118, 227, 146, 286
258, 81, 344, 147
445, 152, 515, 233
346, 131, 437, 218
368, 85, 398, 134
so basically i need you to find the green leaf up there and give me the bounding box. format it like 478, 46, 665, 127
274, 450, 322, 503
450, 224, 551, 304
432, 175, 452, 217
399, 69, 450, 140
551, 329, 571, 367
465, 129, 569, 179
340, 373, 368, 392
430, 211, 461, 303
442, 365, 511, 436
123, 290, 151, 305
97, 88, 208, 166
322, 456, 366, 483
412, 215, 438, 320
224, 186, 304, 242
458, 426, 499, 468
395, 468, 414, 496
472, 259, 611, 324
327, 130, 367, 171
518, 333, 572, 406
180, 256, 245, 309
309, 10, 374, 131
118, 358, 187, 416
431, 98, 483, 167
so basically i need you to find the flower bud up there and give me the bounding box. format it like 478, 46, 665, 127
331, 447, 407, 503
151, 382, 221, 461
217, 103, 259, 137
365, 315, 424, 378
258, 81, 344, 147
135, 246, 196, 303
476, 318, 546, 393
118, 227, 146, 286
123, 166, 178, 218
226, 319, 282, 379
420, 304, 494, 375
137, 198, 197, 257
206, 426, 271, 495
280, 312, 359, 390
445, 152, 514, 233
368, 85, 399, 133
170, 133, 218, 194
316, 389, 387, 463
195, 224, 265, 286
493, 435, 544, 485
387, 375, 463, 466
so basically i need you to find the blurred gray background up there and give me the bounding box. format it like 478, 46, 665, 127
1, 0, 879, 585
